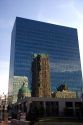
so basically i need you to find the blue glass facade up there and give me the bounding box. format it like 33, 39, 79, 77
9, 17, 82, 94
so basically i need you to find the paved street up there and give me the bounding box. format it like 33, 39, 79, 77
36, 122, 83, 125
0, 121, 10, 125
10, 119, 83, 125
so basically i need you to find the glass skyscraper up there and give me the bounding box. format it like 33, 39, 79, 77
9, 17, 82, 96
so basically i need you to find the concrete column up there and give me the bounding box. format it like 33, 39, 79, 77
4, 111, 8, 122
0, 109, 2, 121
43, 101, 46, 116
26, 102, 29, 113
59, 101, 65, 116
26, 101, 32, 113
22, 103, 24, 112
73, 102, 76, 117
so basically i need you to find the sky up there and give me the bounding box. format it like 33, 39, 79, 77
0, 0, 83, 95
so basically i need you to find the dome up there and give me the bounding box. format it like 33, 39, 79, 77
18, 82, 31, 100
21, 85, 30, 96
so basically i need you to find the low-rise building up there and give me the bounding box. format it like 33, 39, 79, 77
54, 90, 76, 98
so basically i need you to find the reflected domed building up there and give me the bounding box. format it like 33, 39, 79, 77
18, 82, 31, 101
8, 76, 31, 103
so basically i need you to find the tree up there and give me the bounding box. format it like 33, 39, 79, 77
57, 84, 68, 91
